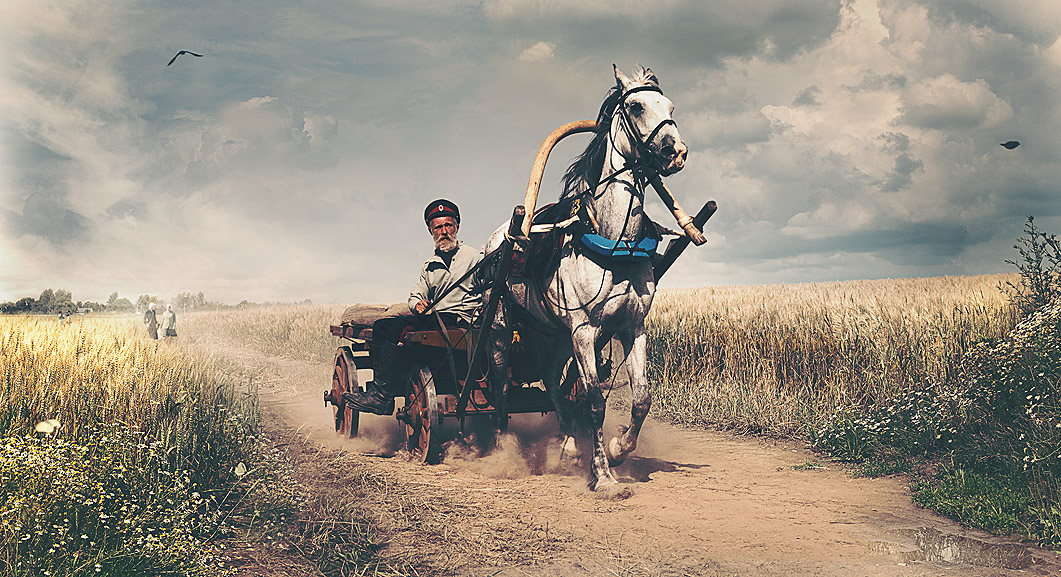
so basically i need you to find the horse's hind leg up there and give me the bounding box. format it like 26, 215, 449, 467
543, 349, 578, 459
486, 299, 512, 435
606, 325, 650, 466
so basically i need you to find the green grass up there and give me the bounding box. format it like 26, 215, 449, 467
912, 468, 1033, 536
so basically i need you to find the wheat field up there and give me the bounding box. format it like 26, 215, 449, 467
646, 274, 1020, 436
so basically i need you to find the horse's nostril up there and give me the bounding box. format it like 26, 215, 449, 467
661, 145, 676, 159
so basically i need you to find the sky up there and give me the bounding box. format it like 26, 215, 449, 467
2, 0, 1059, 305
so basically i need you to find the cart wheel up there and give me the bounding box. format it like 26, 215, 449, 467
404, 365, 442, 464
332, 347, 362, 438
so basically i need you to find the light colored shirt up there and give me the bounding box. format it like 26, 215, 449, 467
408, 241, 484, 323
162, 310, 176, 329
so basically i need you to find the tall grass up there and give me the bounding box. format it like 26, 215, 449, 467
646, 274, 1020, 437
0, 316, 260, 576
0, 317, 256, 478
183, 305, 345, 363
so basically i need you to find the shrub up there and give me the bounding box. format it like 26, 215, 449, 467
811, 385, 963, 463
955, 301, 1061, 543
1003, 216, 1060, 316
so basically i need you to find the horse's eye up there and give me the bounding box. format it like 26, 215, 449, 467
629, 102, 643, 116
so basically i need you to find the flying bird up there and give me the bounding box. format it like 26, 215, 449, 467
1000, 140, 1021, 149
167, 50, 203, 66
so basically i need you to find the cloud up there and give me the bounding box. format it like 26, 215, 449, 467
519, 41, 556, 62
899, 74, 1013, 129
792, 85, 822, 106
3, 0, 1061, 304
482, 0, 841, 65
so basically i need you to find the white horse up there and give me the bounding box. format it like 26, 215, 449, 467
484, 65, 688, 490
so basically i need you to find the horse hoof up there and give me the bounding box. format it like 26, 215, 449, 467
596, 485, 634, 500
590, 479, 632, 500
606, 436, 626, 466
588, 475, 619, 492
560, 435, 578, 459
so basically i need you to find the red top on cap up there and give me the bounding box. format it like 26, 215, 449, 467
424, 199, 460, 223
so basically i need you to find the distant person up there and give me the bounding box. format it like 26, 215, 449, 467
161, 304, 177, 338
143, 303, 158, 339
343, 199, 484, 415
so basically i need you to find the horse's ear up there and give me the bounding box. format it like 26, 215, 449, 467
613, 64, 632, 91
642, 67, 658, 86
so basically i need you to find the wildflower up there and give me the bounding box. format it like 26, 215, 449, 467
34, 419, 61, 434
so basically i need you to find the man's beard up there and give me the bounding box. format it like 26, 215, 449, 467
435, 235, 457, 252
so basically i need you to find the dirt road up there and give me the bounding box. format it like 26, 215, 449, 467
214, 341, 1061, 576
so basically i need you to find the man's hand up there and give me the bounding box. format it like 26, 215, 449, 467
415, 299, 430, 314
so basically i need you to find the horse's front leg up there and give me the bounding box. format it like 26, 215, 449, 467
571, 324, 617, 490
607, 325, 650, 466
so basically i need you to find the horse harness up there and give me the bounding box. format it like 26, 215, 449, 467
431, 82, 681, 333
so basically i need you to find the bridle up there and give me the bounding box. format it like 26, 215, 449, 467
579, 83, 679, 202
613, 84, 678, 175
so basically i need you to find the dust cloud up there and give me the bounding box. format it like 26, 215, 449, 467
273, 371, 666, 489
440, 413, 583, 479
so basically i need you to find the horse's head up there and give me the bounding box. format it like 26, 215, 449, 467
613, 64, 687, 176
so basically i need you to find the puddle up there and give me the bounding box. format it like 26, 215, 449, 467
867, 527, 1036, 569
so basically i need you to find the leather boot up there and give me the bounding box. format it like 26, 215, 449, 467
343, 382, 395, 415
343, 341, 400, 415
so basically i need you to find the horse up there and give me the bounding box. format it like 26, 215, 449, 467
483, 64, 688, 491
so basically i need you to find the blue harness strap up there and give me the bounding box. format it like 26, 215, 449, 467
579, 233, 658, 260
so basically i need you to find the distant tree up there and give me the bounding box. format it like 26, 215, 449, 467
109, 297, 134, 312
107, 292, 119, 309
53, 289, 75, 314
33, 289, 55, 313
173, 291, 209, 312
136, 294, 158, 313
0, 297, 35, 314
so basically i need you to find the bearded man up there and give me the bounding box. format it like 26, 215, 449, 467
344, 199, 483, 415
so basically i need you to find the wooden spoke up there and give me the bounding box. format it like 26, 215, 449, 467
404, 365, 441, 464
331, 347, 362, 438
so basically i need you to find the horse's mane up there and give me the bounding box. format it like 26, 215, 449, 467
560, 67, 659, 200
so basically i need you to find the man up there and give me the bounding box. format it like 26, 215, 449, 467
344, 199, 484, 415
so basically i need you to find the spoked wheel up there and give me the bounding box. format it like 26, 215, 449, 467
403, 365, 442, 464
331, 347, 363, 437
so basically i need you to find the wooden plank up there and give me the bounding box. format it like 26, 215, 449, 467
403, 329, 473, 351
